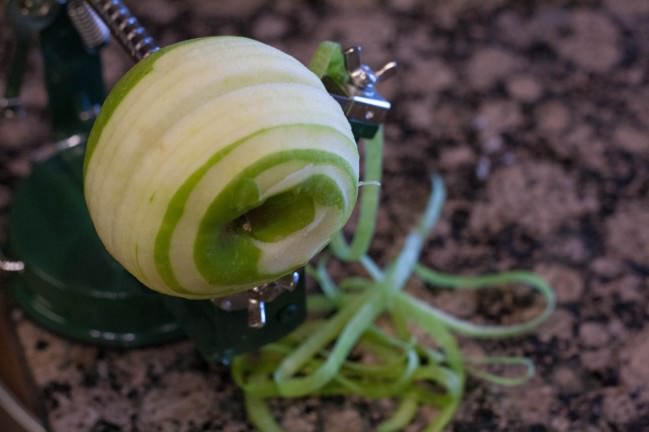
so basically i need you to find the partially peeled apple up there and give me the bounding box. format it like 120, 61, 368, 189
84, 37, 359, 299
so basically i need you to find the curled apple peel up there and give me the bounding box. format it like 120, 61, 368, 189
84, 37, 359, 299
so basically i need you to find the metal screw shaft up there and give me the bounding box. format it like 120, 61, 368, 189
68, 0, 110, 50
86, 0, 159, 61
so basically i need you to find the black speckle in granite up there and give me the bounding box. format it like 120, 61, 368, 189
91, 419, 121, 432
497, 224, 540, 260
626, 415, 649, 432
145, 363, 161, 386
450, 207, 471, 238
526, 425, 549, 432
34, 339, 49, 351
454, 408, 499, 432
107, 370, 122, 392
42, 381, 72, 410
43, 382, 71, 398
199, 420, 217, 431
81, 370, 99, 388
613, 301, 647, 331
126, 388, 138, 400
95, 349, 108, 360
628, 261, 649, 278
595, 368, 620, 388
529, 337, 563, 371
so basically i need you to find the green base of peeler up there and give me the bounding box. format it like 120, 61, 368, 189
7, 145, 185, 347
6, 146, 307, 357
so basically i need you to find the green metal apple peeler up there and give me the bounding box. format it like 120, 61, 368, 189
0, 0, 396, 363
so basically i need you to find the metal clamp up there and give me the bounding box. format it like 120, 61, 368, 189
327, 46, 397, 128
213, 271, 300, 329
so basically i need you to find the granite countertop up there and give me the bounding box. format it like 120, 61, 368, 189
2, 0, 649, 431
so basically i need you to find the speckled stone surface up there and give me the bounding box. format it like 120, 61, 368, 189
2, 0, 649, 431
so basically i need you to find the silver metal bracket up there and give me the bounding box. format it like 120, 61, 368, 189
327, 46, 397, 127
213, 271, 300, 329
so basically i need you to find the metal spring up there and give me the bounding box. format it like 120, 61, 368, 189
86, 0, 159, 61
67, 0, 110, 50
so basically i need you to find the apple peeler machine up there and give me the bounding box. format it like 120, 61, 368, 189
0, 0, 396, 362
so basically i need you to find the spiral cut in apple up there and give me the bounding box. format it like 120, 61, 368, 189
84, 37, 359, 299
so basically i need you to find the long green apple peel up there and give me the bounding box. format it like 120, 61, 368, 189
84, 37, 359, 299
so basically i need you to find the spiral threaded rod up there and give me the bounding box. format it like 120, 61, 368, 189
68, 0, 110, 50
86, 0, 159, 61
